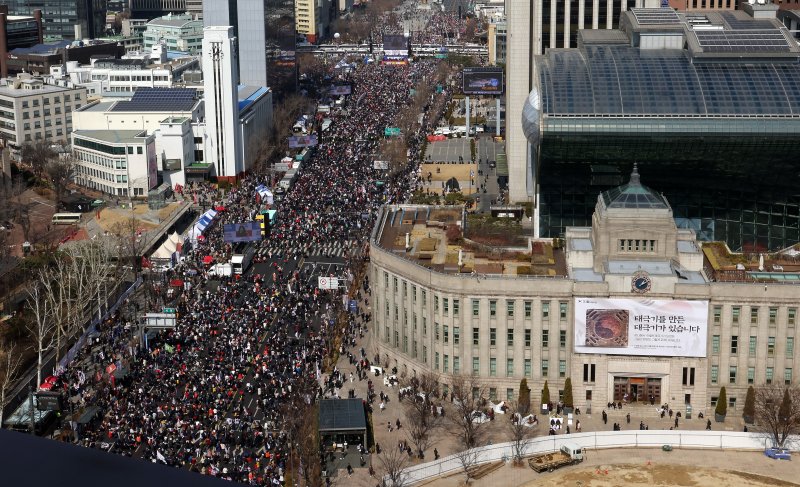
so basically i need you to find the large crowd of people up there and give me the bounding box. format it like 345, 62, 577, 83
51, 15, 454, 485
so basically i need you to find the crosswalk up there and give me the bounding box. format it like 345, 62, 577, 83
257, 239, 356, 260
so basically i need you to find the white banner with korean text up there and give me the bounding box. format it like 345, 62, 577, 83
574, 298, 708, 357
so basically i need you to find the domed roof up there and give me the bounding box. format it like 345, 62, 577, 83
601, 164, 670, 210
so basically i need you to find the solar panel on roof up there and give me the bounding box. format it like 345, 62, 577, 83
111, 88, 198, 112
719, 11, 777, 30
631, 7, 681, 25
694, 30, 791, 53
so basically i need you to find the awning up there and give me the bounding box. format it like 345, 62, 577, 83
255, 184, 274, 205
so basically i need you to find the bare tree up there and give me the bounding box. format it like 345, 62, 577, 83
44, 155, 76, 208
448, 374, 488, 449
109, 216, 145, 275
21, 140, 57, 179
402, 371, 442, 457
376, 445, 410, 487
754, 384, 800, 449
453, 446, 481, 484
25, 277, 57, 386
0, 339, 24, 429
506, 399, 537, 465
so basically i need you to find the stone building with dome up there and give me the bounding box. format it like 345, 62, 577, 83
369, 168, 800, 415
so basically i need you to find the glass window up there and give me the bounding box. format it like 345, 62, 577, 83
453, 357, 460, 374
472, 357, 480, 375
435, 323, 440, 341
507, 300, 514, 317
507, 328, 514, 346
507, 388, 515, 401
789, 308, 796, 327
729, 366, 737, 384
559, 302, 568, 319
443, 355, 449, 373
731, 335, 738, 354
542, 302, 550, 318
490, 300, 497, 317
435, 352, 439, 370
434, 296, 439, 313
749, 336, 756, 356
542, 329, 549, 348
490, 328, 496, 346
506, 359, 514, 377
453, 299, 459, 316
711, 365, 718, 384
712, 335, 720, 353
412, 285, 417, 302
423, 317, 427, 335
472, 299, 479, 316
453, 326, 460, 345
786, 368, 793, 385
766, 367, 773, 384
443, 298, 449, 315
559, 360, 566, 378
524, 359, 531, 377
768, 336, 776, 356
732, 307, 740, 324
524, 300, 532, 318
525, 329, 531, 347
787, 337, 794, 356
489, 388, 497, 401
443, 325, 449, 344
560, 330, 567, 348
750, 307, 758, 324
541, 359, 549, 377
472, 327, 479, 345
769, 307, 777, 325
489, 358, 497, 376
422, 290, 426, 306
748, 367, 755, 384
713, 306, 722, 324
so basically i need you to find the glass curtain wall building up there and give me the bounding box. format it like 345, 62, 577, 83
3, 0, 106, 39
524, 8, 800, 251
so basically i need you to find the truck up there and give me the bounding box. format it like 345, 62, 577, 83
230, 244, 255, 275
208, 263, 233, 277
528, 443, 584, 473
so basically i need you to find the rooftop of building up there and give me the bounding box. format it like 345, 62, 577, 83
0, 77, 81, 97
702, 241, 800, 283
146, 13, 201, 29
75, 87, 199, 113
373, 205, 568, 277
238, 85, 271, 112
600, 164, 671, 211
72, 129, 148, 144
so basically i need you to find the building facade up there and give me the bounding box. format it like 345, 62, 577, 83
129, 0, 186, 19
521, 6, 800, 251
487, 19, 506, 66
0, 74, 85, 149
0, 7, 43, 78
369, 172, 799, 415
144, 13, 203, 53
72, 129, 157, 197
3, 0, 106, 39
295, 0, 333, 44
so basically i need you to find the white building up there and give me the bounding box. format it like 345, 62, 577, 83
72, 129, 157, 197
0, 74, 87, 150
202, 26, 241, 180
144, 13, 204, 54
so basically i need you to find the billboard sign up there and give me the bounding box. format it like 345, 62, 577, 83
383, 34, 408, 57
462, 67, 504, 95
223, 222, 262, 243
288, 135, 318, 148
573, 297, 708, 357
330, 85, 352, 96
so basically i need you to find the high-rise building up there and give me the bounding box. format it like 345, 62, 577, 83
1, 0, 106, 39
203, 0, 296, 96
202, 25, 241, 179
0, 6, 43, 78
129, 0, 186, 19
185, 0, 202, 19
522, 6, 800, 250
295, 0, 333, 44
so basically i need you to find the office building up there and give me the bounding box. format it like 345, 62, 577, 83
487, 19, 506, 65
369, 169, 799, 415
2, 0, 106, 39
295, 0, 333, 43
0, 74, 86, 149
185, 0, 202, 19
72, 129, 157, 197
522, 7, 800, 251
0, 7, 43, 78
129, 0, 186, 19
6, 39, 125, 77
144, 13, 204, 53
203, 0, 296, 96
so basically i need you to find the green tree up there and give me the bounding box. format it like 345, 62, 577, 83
743, 385, 756, 423
779, 388, 793, 426
518, 378, 531, 413
563, 377, 574, 409
715, 386, 728, 417
541, 380, 550, 408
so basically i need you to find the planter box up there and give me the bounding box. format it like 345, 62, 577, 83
715, 413, 726, 423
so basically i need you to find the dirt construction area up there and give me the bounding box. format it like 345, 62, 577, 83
427, 449, 799, 487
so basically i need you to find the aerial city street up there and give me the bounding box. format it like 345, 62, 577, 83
0, 0, 799, 486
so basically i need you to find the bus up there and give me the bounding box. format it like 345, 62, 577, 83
51, 213, 82, 225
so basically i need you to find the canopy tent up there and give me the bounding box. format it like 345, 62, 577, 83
188, 209, 218, 241
255, 185, 274, 205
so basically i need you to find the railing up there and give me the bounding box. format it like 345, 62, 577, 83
397, 431, 799, 485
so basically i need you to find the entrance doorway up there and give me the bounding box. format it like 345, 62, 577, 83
613, 376, 662, 403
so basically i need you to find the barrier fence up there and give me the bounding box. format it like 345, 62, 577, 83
398, 431, 799, 485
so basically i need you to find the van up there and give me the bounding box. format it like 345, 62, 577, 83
560, 443, 584, 460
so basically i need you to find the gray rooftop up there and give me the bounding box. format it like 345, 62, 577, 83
601, 165, 670, 211
677, 240, 700, 253
79, 100, 117, 112
0, 82, 77, 98
606, 260, 674, 275
73, 130, 147, 144
318, 399, 367, 432
572, 268, 604, 282
570, 238, 593, 251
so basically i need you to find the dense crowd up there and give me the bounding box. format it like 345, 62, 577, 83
53, 35, 449, 486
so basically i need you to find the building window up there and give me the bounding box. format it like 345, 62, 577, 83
749, 336, 757, 356
682, 367, 695, 386
524, 300, 532, 318
542, 302, 549, 319
729, 366, 737, 384
490, 328, 496, 346
711, 365, 718, 384
443, 298, 449, 315
453, 299, 459, 316
472, 327, 479, 345
490, 300, 497, 317
423, 317, 427, 335
472, 357, 480, 375
435, 323, 440, 341
489, 388, 497, 401
786, 368, 793, 385
787, 337, 794, 356
713, 306, 722, 324
443, 325, 449, 344
789, 308, 796, 327
453, 357, 460, 374
559, 302, 567, 319
507, 300, 514, 317
472, 299, 479, 316
732, 307, 740, 324
542, 329, 549, 348
443, 355, 449, 373
559, 360, 566, 378
731, 335, 738, 354
560, 330, 567, 349
422, 289, 426, 306
524, 359, 531, 377
489, 358, 497, 376
453, 326, 460, 345
748, 367, 755, 384
524, 329, 531, 347
403, 336, 408, 353
712, 335, 720, 353
766, 367, 774, 384
402, 281, 407, 297
434, 296, 439, 313
541, 359, 549, 377
769, 307, 777, 325
750, 307, 759, 324
768, 336, 776, 356
422, 345, 427, 363
506, 358, 514, 377
507, 388, 515, 401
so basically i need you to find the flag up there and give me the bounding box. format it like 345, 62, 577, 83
156, 451, 167, 464
165, 344, 175, 354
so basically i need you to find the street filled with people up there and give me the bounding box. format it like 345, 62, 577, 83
50, 13, 456, 485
